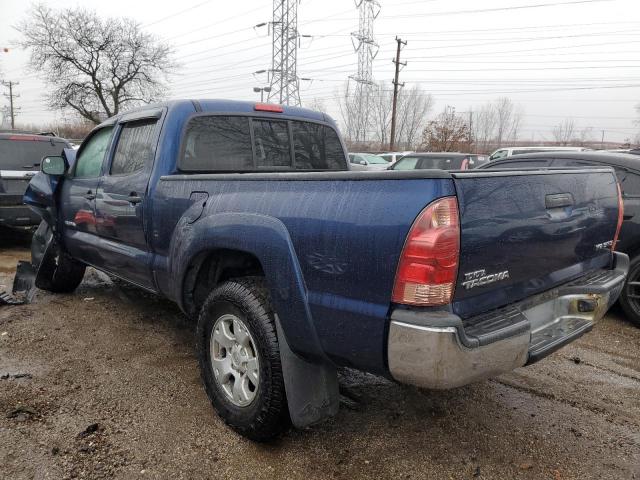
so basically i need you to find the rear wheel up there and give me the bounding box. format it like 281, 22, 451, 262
618, 255, 640, 327
196, 277, 290, 441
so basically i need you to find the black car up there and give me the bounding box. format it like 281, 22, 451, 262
0, 133, 72, 228
389, 152, 487, 171
482, 150, 640, 326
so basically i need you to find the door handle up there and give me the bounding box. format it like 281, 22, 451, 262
84, 191, 96, 201
128, 193, 142, 205
545, 193, 574, 209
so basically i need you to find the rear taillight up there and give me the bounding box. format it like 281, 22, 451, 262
612, 182, 624, 251
392, 196, 460, 306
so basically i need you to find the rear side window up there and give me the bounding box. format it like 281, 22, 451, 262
182, 116, 253, 171
0, 138, 69, 170
111, 120, 157, 175
180, 115, 346, 172
292, 122, 344, 170
74, 127, 114, 178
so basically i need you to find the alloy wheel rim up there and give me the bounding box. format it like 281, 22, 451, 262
210, 313, 260, 407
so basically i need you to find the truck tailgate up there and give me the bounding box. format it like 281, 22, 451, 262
451, 169, 619, 318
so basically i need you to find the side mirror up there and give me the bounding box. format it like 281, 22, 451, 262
41, 155, 68, 176
359, 160, 367, 166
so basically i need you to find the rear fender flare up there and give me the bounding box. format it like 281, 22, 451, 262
170, 212, 326, 361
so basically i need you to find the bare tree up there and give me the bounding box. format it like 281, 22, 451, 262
19, 4, 175, 124
635, 103, 640, 146
370, 82, 393, 149
576, 126, 594, 146
305, 97, 327, 113
336, 82, 360, 145
420, 106, 469, 152
494, 97, 522, 145
552, 118, 576, 145
471, 103, 497, 153
394, 86, 434, 150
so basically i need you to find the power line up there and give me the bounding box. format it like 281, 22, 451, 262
144, 0, 213, 27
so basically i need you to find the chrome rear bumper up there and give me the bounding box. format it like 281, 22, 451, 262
387, 252, 628, 390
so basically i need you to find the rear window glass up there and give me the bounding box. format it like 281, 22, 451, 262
0, 137, 69, 170
181, 115, 346, 172
292, 122, 344, 170
111, 120, 157, 175
253, 119, 291, 168
182, 116, 253, 171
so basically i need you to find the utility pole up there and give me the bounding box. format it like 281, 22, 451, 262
1, 80, 19, 129
389, 37, 406, 151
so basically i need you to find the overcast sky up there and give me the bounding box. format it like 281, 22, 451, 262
1, 0, 639, 143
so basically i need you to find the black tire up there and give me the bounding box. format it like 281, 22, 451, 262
196, 277, 290, 441
618, 255, 640, 327
32, 222, 86, 294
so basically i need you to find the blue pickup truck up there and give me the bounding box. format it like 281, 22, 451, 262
24, 100, 627, 441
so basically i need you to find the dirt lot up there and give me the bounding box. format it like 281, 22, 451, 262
1, 229, 639, 480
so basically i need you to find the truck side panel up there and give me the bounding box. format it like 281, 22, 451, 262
151, 176, 456, 373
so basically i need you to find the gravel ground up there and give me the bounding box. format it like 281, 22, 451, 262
1, 229, 639, 480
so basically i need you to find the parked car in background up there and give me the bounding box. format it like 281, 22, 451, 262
608, 148, 640, 156
378, 151, 412, 164
0, 133, 71, 228
25, 99, 626, 441
389, 152, 481, 171
481, 150, 640, 327
489, 146, 589, 161
348, 152, 390, 170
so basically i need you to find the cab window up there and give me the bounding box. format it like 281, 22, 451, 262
111, 120, 158, 175
74, 127, 114, 178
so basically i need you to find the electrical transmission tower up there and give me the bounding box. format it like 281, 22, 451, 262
267, 0, 301, 106
350, 0, 380, 144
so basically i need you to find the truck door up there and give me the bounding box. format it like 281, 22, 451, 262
94, 114, 160, 290
59, 126, 114, 266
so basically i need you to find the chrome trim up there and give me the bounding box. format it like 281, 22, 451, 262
388, 320, 529, 390
0, 170, 38, 179
387, 278, 623, 390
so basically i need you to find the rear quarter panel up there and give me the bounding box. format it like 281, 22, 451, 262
152, 174, 455, 374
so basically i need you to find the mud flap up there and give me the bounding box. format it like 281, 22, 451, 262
275, 316, 339, 429
0, 261, 36, 306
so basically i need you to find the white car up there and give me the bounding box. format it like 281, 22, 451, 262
489, 146, 589, 161
378, 151, 413, 164
348, 153, 390, 171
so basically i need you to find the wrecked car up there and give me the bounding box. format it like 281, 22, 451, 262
22, 99, 628, 441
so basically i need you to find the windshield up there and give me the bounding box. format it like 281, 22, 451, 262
393, 155, 466, 170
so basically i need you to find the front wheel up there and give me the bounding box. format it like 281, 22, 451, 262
196, 277, 290, 441
618, 255, 640, 327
